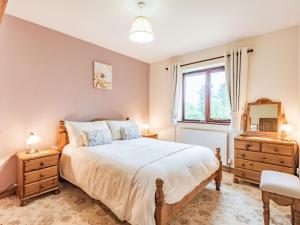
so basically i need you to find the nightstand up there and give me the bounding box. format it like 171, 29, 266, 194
142, 132, 158, 139
16, 148, 60, 206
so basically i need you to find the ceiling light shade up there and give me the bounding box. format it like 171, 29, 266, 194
129, 2, 153, 43
130, 16, 153, 43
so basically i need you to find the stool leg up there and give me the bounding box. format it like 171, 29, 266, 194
262, 191, 270, 225
294, 199, 300, 225
291, 205, 295, 225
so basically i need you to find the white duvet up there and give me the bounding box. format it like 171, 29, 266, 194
60, 138, 219, 225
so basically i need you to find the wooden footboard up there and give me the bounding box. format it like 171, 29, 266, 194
155, 148, 222, 225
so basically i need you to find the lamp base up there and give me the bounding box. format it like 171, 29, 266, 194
26, 148, 38, 154
142, 130, 150, 135
280, 130, 287, 141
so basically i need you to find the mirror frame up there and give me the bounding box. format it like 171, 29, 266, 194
242, 98, 281, 137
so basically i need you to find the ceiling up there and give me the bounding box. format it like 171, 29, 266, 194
5, 0, 300, 63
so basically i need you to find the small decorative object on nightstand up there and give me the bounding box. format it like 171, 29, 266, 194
16, 148, 60, 206
142, 132, 158, 139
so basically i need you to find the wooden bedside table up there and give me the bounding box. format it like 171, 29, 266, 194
16, 148, 60, 206
142, 132, 158, 139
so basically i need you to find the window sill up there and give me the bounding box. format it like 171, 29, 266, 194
178, 120, 230, 126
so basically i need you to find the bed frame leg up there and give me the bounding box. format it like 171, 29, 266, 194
214, 148, 222, 191
155, 178, 168, 225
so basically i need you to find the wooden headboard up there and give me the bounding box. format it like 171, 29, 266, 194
57, 117, 129, 151
58, 121, 68, 151
0, 0, 8, 24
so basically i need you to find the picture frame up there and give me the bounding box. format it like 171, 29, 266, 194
93, 61, 112, 90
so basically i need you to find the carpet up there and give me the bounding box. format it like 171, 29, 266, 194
0, 172, 291, 225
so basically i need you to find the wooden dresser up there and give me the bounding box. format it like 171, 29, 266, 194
234, 136, 298, 184
16, 148, 60, 206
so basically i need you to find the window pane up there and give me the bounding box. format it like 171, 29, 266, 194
184, 73, 206, 120
210, 70, 231, 120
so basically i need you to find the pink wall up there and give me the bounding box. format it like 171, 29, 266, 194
0, 15, 149, 190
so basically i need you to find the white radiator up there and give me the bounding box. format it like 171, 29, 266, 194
179, 128, 228, 165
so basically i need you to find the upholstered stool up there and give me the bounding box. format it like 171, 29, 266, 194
260, 170, 300, 225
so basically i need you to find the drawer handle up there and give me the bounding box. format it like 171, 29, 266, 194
40, 184, 45, 189
245, 144, 252, 149
280, 160, 284, 164
40, 162, 44, 166
241, 154, 246, 157
241, 163, 245, 167
274, 148, 278, 152
249, 163, 253, 166
40, 173, 45, 178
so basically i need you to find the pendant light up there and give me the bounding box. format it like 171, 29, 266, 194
129, 2, 153, 43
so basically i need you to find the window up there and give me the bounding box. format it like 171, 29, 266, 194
182, 66, 231, 124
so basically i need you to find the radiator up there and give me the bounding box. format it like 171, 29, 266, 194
179, 128, 228, 165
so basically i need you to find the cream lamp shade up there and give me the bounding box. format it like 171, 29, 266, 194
143, 123, 149, 130
130, 16, 153, 43
26, 132, 41, 154
279, 124, 293, 133
279, 121, 293, 141
129, 2, 153, 43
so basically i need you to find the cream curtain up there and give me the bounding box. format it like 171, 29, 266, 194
225, 48, 249, 131
170, 63, 182, 126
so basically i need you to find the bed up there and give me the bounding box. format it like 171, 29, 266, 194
58, 120, 222, 225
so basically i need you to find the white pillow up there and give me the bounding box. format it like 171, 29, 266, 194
65, 121, 109, 147
106, 120, 140, 140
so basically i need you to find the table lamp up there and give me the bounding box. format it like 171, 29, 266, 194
26, 132, 41, 154
143, 123, 150, 134
279, 114, 293, 141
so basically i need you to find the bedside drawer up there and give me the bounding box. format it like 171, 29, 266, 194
24, 155, 59, 172
235, 150, 294, 167
235, 140, 260, 152
235, 159, 295, 174
261, 143, 294, 156
234, 168, 260, 182
24, 166, 57, 184
24, 176, 58, 197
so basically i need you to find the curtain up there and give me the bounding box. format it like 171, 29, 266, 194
170, 63, 182, 126
225, 48, 249, 132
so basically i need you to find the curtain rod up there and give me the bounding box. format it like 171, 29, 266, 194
165, 49, 254, 70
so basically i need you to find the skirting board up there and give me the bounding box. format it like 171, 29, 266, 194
0, 184, 17, 199
222, 165, 233, 173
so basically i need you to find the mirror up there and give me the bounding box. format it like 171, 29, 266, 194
249, 104, 279, 132
244, 98, 281, 134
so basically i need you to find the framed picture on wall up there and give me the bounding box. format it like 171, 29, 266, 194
93, 61, 112, 90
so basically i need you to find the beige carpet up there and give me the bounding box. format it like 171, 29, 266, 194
0, 172, 291, 225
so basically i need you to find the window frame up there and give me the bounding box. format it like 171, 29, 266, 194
181, 66, 231, 125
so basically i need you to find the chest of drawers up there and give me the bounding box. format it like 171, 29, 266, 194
16, 149, 60, 206
234, 136, 298, 184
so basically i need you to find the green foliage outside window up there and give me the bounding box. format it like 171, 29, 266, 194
210, 83, 231, 120
183, 67, 231, 123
